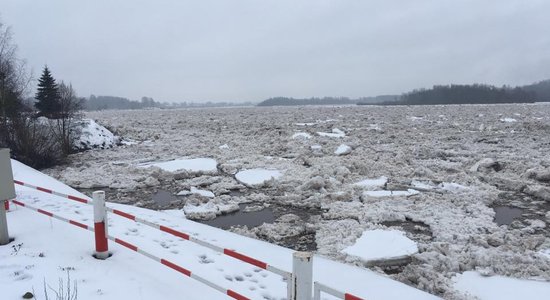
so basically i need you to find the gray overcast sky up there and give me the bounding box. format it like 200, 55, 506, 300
1, 0, 550, 102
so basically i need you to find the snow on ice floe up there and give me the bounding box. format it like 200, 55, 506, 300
500, 117, 518, 123
317, 128, 346, 138
363, 189, 419, 198
219, 144, 230, 149
411, 180, 470, 192
74, 119, 117, 150
235, 168, 282, 186
453, 271, 550, 300
292, 132, 312, 139
177, 187, 215, 198
138, 158, 218, 173
354, 176, 388, 189
342, 229, 418, 262
334, 144, 352, 155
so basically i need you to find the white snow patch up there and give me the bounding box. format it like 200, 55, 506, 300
335, 144, 352, 155
453, 271, 550, 300
295, 122, 316, 126
500, 118, 518, 123
292, 132, 312, 139
235, 168, 282, 186
342, 229, 418, 262
539, 248, 550, 259
138, 158, 217, 173
317, 128, 346, 138
177, 187, 215, 198
74, 119, 117, 150
219, 144, 229, 149
363, 189, 420, 198
311, 145, 322, 150
354, 177, 388, 189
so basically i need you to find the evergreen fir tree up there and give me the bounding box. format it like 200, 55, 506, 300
35, 66, 61, 118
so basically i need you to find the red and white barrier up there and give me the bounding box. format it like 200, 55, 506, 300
13, 180, 91, 205
314, 282, 364, 300
12, 182, 341, 299
105, 206, 292, 279
11, 199, 251, 300
11, 199, 92, 232
106, 234, 251, 300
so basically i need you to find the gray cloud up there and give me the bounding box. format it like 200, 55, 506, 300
2, 0, 549, 102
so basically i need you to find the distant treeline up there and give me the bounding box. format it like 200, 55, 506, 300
83, 95, 162, 110
362, 80, 550, 106
258, 97, 358, 106
396, 84, 535, 105
83, 95, 256, 111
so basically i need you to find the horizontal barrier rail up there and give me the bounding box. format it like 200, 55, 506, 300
107, 234, 250, 300
106, 206, 292, 279
12, 199, 92, 232
13, 180, 91, 205
314, 282, 364, 300
11, 199, 251, 300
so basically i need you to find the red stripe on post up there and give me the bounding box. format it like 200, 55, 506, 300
68, 195, 89, 204
37, 209, 53, 217
112, 209, 136, 220
227, 290, 250, 300
14, 180, 24, 185
160, 259, 192, 277
159, 226, 190, 240
36, 187, 53, 193
345, 293, 364, 300
223, 249, 268, 269
94, 222, 109, 252
12, 200, 24, 206
69, 220, 88, 230
115, 238, 138, 251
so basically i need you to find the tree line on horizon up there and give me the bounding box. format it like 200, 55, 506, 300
259, 81, 550, 106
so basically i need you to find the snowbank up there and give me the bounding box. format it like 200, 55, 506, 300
74, 119, 117, 150
138, 158, 218, 173
342, 229, 419, 262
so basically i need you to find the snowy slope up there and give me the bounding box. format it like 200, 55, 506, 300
2, 159, 440, 300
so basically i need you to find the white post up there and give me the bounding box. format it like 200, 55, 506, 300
93, 191, 109, 259
0, 149, 16, 246
292, 251, 313, 300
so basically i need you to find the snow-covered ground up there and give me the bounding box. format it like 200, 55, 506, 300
40, 104, 550, 299
2, 159, 439, 300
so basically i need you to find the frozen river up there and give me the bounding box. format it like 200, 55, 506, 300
44, 104, 550, 298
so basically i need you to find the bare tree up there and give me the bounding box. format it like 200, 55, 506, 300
52, 82, 83, 155
0, 20, 32, 147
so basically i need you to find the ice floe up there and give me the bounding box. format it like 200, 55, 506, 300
342, 229, 419, 262
138, 158, 218, 173
235, 168, 283, 186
